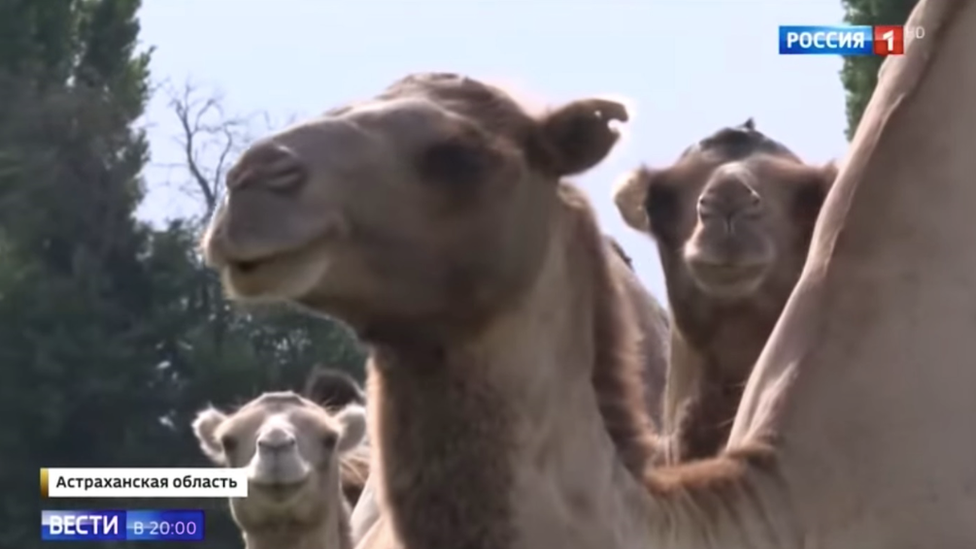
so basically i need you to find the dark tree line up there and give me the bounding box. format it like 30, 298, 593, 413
0, 1, 363, 547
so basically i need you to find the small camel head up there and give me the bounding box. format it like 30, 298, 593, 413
192, 392, 366, 528
614, 119, 837, 301
201, 72, 630, 337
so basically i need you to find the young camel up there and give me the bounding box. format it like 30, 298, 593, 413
193, 392, 366, 549
612, 119, 836, 462
201, 14, 976, 545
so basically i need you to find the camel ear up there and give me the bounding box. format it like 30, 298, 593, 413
335, 405, 367, 454
304, 367, 365, 409
613, 167, 653, 232
538, 98, 630, 176
192, 407, 228, 465
794, 160, 839, 220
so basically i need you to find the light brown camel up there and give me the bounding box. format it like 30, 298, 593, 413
201, 7, 976, 543
193, 392, 367, 549
612, 119, 836, 462
202, 71, 669, 549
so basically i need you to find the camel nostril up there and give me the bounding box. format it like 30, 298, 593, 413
258, 439, 295, 452
264, 162, 307, 193
697, 196, 716, 217
257, 431, 297, 452
229, 142, 308, 193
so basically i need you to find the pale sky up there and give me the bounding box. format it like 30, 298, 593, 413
137, 0, 850, 301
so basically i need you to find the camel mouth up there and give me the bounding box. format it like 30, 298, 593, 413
220, 238, 316, 277
203, 211, 348, 298
224, 253, 293, 289
219, 240, 331, 301
229, 259, 263, 274
227, 256, 277, 276
688, 260, 769, 298
249, 478, 309, 501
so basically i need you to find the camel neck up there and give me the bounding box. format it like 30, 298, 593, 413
661, 295, 784, 462
367, 200, 656, 549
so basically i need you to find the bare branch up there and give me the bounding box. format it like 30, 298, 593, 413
163, 79, 272, 222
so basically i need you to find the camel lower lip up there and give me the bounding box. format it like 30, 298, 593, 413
221, 233, 334, 277
696, 264, 765, 280
690, 262, 768, 296
706, 269, 761, 284
250, 479, 307, 497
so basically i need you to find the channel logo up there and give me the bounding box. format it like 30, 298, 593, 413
779, 25, 905, 56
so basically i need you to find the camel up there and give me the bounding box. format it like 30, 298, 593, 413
193, 392, 367, 549
612, 119, 836, 462
304, 367, 371, 507
201, 6, 976, 543
202, 70, 670, 549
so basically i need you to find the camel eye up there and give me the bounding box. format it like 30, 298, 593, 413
322, 433, 338, 449
220, 434, 237, 453
418, 139, 494, 187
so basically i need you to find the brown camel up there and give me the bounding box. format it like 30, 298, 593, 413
193, 392, 367, 549
202, 71, 673, 549
303, 367, 371, 507
201, 11, 976, 544
612, 119, 836, 462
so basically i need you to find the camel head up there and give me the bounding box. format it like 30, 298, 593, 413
201, 72, 629, 339
192, 392, 366, 530
614, 119, 837, 302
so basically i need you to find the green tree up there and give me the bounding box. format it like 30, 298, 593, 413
0, 0, 166, 545
0, 1, 365, 546
839, 0, 920, 138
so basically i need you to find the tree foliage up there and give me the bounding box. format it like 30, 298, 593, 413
839, 0, 920, 139
0, 1, 364, 546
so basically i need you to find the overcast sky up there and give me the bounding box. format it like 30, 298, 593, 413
137, 0, 850, 301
